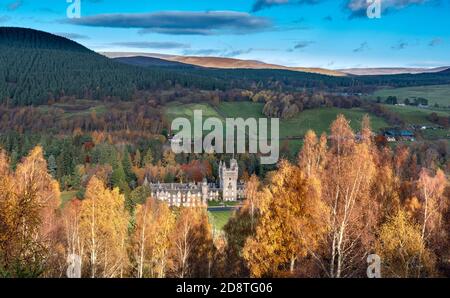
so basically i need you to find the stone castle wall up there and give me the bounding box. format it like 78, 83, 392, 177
145, 159, 245, 207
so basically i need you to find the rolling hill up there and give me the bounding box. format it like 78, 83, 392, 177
0, 27, 222, 106
106, 52, 450, 77
339, 67, 450, 76
2, 27, 450, 108
107, 52, 450, 89
103, 51, 346, 77
113, 56, 197, 69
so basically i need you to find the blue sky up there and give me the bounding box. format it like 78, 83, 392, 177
1, 0, 449, 69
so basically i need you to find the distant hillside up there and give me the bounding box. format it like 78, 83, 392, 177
0, 27, 222, 106
438, 68, 450, 74
114, 56, 197, 69
2, 27, 450, 107
0, 27, 91, 52
339, 67, 450, 75
102, 52, 346, 77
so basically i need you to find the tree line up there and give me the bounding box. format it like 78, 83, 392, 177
0, 114, 448, 277
229, 116, 449, 277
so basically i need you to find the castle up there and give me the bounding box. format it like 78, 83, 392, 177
144, 159, 245, 207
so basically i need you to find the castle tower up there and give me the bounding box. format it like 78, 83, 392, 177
220, 158, 239, 201
218, 161, 223, 188
201, 178, 209, 203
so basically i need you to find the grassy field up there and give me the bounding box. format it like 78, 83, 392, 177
165, 102, 225, 138
166, 101, 389, 137
381, 105, 449, 142
383, 105, 450, 125
38, 100, 110, 120
165, 101, 390, 155
209, 210, 233, 231
370, 85, 450, 107
216, 101, 265, 119
165, 102, 222, 122
278, 107, 388, 138
37, 100, 137, 120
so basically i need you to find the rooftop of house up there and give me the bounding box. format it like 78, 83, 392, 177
384, 129, 415, 137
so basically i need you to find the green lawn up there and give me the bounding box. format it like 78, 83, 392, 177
208, 200, 240, 207
209, 210, 233, 231
370, 85, 450, 107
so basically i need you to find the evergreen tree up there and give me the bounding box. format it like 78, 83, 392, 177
134, 149, 142, 167
111, 163, 130, 196
143, 149, 153, 167
47, 154, 57, 178
122, 150, 137, 188
10, 150, 18, 170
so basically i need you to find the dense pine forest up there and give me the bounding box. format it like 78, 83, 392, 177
2, 27, 450, 107
0, 27, 225, 106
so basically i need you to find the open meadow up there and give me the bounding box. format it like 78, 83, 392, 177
370, 84, 450, 107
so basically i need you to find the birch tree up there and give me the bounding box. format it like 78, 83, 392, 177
416, 169, 447, 245
243, 160, 328, 277
298, 130, 327, 177
0, 147, 61, 277
322, 115, 377, 278
133, 198, 175, 278
244, 175, 261, 232
376, 210, 436, 277
79, 176, 129, 278
169, 207, 214, 278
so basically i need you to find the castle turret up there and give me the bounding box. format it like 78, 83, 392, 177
219, 159, 239, 201
201, 178, 209, 203
218, 161, 223, 188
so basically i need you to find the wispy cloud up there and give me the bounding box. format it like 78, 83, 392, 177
0, 15, 11, 23
293, 17, 306, 24
251, 0, 323, 12
407, 60, 448, 67
38, 7, 58, 14
429, 37, 443, 47
183, 48, 253, 57
293, 41, 314, 49
183, 49, 222, 56
353, 41, 369, 52
66, 11, 272, 35
55, 32, 90, 40
391, 41, 408, 50
345, 0, 438, 18
6, 0, 22, 11
111, 41, 190, 49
